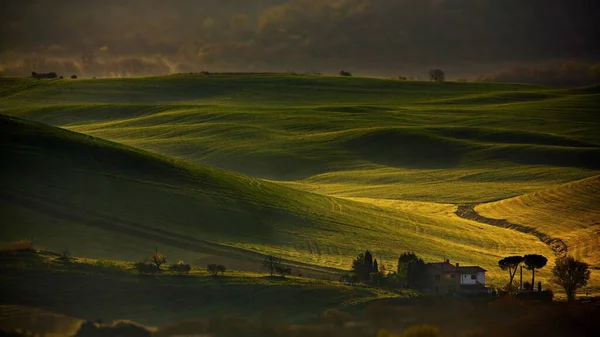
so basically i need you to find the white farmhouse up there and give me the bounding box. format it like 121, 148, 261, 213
458, 265, 486, 287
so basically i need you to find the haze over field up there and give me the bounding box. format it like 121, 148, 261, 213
1, 0, 599, 79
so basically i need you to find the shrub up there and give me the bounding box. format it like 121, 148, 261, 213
58, 249, 72, 262
207, 264, 226, 276
369, 272, 383, 285
169, 261, 191, 275
71, 75, 78, 79
134, 261, 159, 274
274, 265, 292, 277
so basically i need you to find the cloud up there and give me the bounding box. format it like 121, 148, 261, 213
0, 0, 598, 78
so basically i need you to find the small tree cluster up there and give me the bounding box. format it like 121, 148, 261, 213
397, 252, 427, 288
498, 254, 548, 292
207, 264, 226, 276
134, 261, 159, 274
169, 261, 191, 275
351, 250, 385, 283
339, 70, 352, 76
351, 251, 374, 281
134, 248, 171, 275
32, 71, 58, 79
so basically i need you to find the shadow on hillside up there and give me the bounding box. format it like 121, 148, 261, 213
478, 145, 600, 170
342, 129, 470, 169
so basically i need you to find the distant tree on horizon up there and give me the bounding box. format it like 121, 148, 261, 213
429, 69, 445, 82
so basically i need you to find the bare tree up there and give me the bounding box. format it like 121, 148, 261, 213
151, 247, 167, 270
263, 255, 281, 276
429, 69, 445, 82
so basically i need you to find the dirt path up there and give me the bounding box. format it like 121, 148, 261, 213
455, 204, 567, 257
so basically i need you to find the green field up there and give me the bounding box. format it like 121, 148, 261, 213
1, 74, 599, 302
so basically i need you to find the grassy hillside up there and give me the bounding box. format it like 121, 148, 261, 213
1, 74, 598, 203
476, 176, 600, 291
0, 114, 557, 288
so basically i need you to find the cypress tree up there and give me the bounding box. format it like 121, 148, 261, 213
365, 251, 374, 274
373, 259, 379, 274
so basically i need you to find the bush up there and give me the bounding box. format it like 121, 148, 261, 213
516, 290, 554, 301
134, 261, 159, 274
207, 264, 226, 276
168, 261, 191, 275
369, 272, 384, 285
58, 249, 72, 262
274, 265, 292, 277
71, 75, 78, 79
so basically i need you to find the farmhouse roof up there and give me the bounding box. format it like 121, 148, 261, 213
427, 260, 459, 272
426, 260, 486, 273
458, 266, 487, 273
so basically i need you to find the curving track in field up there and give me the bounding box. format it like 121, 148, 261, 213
455, 204, 568, 257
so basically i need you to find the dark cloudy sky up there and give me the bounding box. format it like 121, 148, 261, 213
1, 0, 598, 78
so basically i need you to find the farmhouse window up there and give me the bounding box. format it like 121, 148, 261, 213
471, 274, 476, 280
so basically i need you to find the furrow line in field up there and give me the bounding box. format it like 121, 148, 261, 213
455, 204, 568, 257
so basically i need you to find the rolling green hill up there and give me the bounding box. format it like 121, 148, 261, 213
0, 114, 555, 288
1, 74, 599, 203
1, 74, 598, 297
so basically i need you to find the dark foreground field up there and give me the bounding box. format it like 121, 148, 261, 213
1, 250, 599, 337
